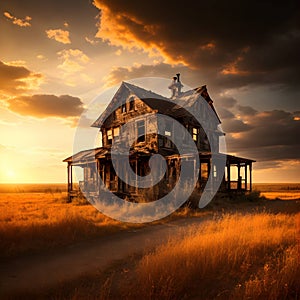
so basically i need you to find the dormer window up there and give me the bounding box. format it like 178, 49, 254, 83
129, 97, 135, 111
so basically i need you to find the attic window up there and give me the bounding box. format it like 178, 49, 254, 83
121, 103, 126, 113
137, 120, 145, 142
129, 97, 135, 111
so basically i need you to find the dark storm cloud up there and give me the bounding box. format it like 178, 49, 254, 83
237, 105, 258, 116
214, 96, 237, 108
216, 107, 235, 120
94, 0, 300, 90
222, 119, 252, 133
8, 94, 84, 118
226, 109, 300, 161
105, 63, 195, 86
0, 61, 41, 94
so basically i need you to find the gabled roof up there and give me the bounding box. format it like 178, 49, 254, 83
91, 81, 221, 128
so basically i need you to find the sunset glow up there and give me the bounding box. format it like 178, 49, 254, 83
0, 1, 299, 183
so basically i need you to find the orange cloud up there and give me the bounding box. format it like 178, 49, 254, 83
8, 94, 84, 118
85, 37, 99, 45
57, 49, 90, 74
46, 29, 71, 44
3, 11, 32, 27
93, 1, 182, 64
0, 61, 42, 94
221, 47, 250, 75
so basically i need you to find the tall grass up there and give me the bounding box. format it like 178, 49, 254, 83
0, 192, 133, 258
127, 213, 299, 299
0, 192, 202, 258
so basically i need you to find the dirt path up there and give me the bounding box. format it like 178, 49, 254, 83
0, 217, 207, 298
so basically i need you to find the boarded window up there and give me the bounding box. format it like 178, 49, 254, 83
137, 120, 145, 142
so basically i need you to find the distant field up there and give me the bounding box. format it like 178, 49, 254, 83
0, 183, 67, 193
253, 183, 300, 200
1, 183, 299, 198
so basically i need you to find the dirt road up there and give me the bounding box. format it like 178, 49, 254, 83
0, 217, 207, 298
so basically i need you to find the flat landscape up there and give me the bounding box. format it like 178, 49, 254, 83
0, 183, 299, 299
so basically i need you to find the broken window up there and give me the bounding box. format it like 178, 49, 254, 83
113, 127, 120, 137
193, 127, 199, 142
107, 129, 113, 144
201, 163, 209, 181
121, 103, 126, 113
213, 164, 217, 178
137, 120, 145, 142
165, 121, 172, 136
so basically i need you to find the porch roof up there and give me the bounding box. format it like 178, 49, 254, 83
64, 148, 255, 166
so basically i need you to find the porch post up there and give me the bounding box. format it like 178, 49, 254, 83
70, 163, 73, 192
67, 162, 73, 202
245, 163, 248, 191
237, 162, 241, 190
227, 162, 231, 190
67, 163, 70, 193
135, 158, 138, 194
249, 163, 252, 192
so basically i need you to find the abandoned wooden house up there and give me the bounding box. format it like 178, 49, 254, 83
64, 76, 255, 204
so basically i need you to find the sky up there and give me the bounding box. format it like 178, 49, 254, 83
0, 0, 299, 183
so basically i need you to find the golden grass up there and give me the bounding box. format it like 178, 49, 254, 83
127, 212, 300, 299
0, 192, 134, 258
0, 191, 204, 258
1, 183, 298, 299
253, 183, 300, 200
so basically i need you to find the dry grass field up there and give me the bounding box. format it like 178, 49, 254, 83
0, 185, 135, 258
129, 212, 300, 299
0, 184, 202, 258
253, 183, 300, 200
0, 183, 299, 299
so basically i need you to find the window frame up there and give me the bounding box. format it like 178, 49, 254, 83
107, 129, 113, 144
136, 120, 146, 142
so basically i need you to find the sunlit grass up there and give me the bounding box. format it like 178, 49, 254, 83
128, 212, 300, 299
0, 184, 299, 299
0, 192, 134, 257
0, 190, 204, 258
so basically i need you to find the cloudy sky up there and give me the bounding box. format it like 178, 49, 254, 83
0, 0, 299, 183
